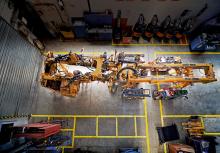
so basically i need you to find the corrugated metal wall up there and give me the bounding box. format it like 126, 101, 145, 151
0, 17, 42, 116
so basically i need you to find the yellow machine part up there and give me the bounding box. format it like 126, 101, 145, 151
60, 79, 80, 97
182, 118, 205, 137
41, 52, 217, 97
60, 31, 75, 39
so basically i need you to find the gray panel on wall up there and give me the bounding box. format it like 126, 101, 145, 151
0, 17, 42, 116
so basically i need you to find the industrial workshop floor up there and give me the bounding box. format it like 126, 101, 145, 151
31, 40, 220, 153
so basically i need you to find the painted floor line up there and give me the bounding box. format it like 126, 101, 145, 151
144, 98, 151, 153
31, 114, 145, 118
163, 114, 220, 118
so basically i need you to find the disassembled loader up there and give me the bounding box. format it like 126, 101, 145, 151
41, 51, 217, 97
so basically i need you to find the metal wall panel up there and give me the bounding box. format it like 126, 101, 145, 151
0, 17, 42, 116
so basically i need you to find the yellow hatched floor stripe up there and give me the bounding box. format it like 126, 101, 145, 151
143, 98, 151, 153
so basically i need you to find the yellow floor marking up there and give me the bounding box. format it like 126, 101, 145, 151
31, 114, 145, 118
156, 83, 164, 125
60, 129, 74, 132
96, 117, 99, 136
61, 146, 74, 148
74, 136, 146, 138
201, 117, 205, 129
204, 132, 220, 136
144, 98, 151, 153
72, 117, 76, 148
156, 80, 164, 126
159, 100, 164, 126
134, 116, 137, 136
116, 117, 118, 137
163, 114, 220, 118
32, 113, 148, 149
204, 115, 220, 118
157, 86, 167, 153
30, 114, 147, 150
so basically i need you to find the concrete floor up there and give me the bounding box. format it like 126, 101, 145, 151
32, 40, 220, 153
